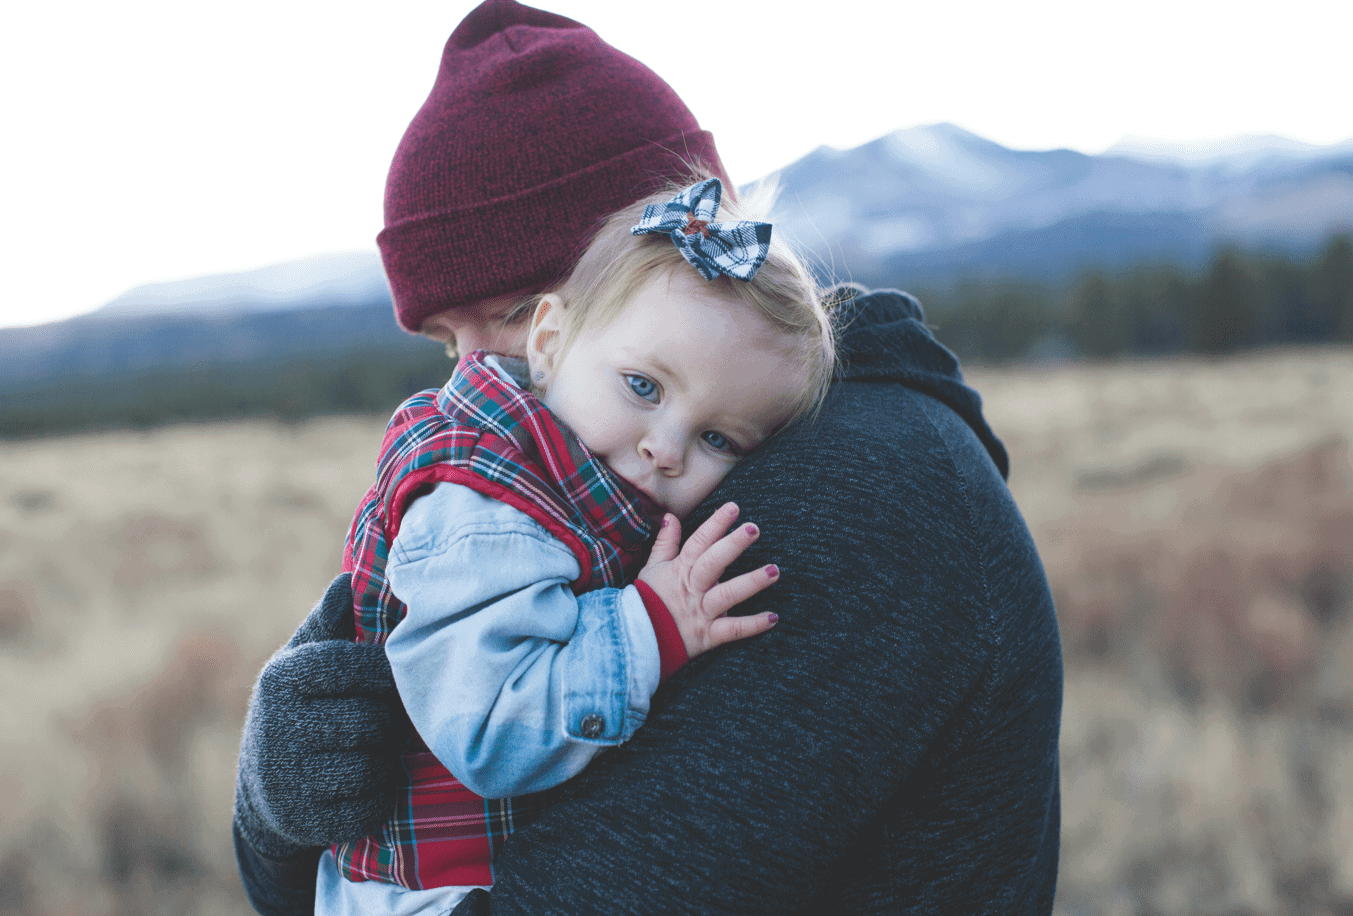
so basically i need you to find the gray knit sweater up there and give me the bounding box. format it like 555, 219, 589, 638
234, 286, 1062, 915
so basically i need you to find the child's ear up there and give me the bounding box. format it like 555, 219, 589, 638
526, 294, 565, 383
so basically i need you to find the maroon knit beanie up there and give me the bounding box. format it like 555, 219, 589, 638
378, 0, 728, 333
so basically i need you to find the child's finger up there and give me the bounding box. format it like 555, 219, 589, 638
706, 610, 779, 649
688, 521, 761, 593
679, 502, 740, 560
646, 514, 682, 565
705, 564, 780, 617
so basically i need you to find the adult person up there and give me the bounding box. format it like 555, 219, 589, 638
233, 2, 1063, 914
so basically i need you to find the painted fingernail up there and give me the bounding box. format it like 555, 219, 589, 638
767, 613, 779, 624
661, 515, 672, 528
744, 523, 759, 537
765, 564, 779, 578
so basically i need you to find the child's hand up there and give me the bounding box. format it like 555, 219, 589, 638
637, 502, 780, 659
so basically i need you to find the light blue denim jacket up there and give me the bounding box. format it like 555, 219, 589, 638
384, 480, 662, 799
316, 350, 663, 916
315, 482, 663, 915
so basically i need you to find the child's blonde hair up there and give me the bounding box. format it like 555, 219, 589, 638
538, 173, 835, 428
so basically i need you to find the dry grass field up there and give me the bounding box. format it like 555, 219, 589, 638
1, 348, 1350, 915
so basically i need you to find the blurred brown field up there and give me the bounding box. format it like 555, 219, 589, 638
1, 348, 1350, 916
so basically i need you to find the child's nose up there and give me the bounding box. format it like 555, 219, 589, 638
639, 434, 684, 475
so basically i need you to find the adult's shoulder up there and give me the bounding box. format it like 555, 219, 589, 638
731, 281, 1012, 531
824, 282, 1008, 480
726, 367, 1016, 590
712, 281, 1044, 644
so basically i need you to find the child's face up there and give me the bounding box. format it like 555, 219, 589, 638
528, 270, 803, 520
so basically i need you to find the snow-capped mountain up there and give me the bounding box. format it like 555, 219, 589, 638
96, 250, 391, 318
766, 123, 1353, 287
1105, 134, 1353, 172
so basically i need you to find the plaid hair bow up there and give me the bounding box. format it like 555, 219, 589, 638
631, 178, 772, 281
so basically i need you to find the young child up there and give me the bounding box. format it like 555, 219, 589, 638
316, 176, 834, 914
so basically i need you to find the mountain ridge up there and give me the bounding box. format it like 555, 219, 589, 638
766, 123, 1353, 288
95, 250, 391, 319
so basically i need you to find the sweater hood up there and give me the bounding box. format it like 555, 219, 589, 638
830, 285, 1009, 480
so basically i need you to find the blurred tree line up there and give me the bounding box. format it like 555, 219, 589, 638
1, 346, 454, 440
3, 235, 1351, 439
918, 233, 1353, 364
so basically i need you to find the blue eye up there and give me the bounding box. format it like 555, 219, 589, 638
626, 374, 658, 402
702, 431, 736, 454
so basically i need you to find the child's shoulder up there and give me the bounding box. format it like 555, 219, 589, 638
396, 480, 571, 559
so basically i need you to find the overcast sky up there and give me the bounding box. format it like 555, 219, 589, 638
3, 0, 1351, 329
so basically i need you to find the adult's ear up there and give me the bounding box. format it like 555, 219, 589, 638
526, 294, 566, 384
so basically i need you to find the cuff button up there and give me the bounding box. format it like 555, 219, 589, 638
579, 713, 605, 739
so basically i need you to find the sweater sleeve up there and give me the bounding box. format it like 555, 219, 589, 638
233, 820, 320, 916
384, 482, 663, 798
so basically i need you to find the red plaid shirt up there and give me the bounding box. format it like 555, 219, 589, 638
334, 352, 655, 889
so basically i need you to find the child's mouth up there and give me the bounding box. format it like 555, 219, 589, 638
616, 473, 665, 519
631, 487, 664, 519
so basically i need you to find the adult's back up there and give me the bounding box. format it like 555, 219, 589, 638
460, 287, 1062, 914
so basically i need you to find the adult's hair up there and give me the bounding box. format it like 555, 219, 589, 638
378, 0, 728, 334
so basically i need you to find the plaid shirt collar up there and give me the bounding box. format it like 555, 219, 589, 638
437, 349, 656, 553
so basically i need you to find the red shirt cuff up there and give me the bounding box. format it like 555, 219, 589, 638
634, 579, 688, 682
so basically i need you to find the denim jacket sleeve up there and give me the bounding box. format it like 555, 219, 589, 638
383, 481, 662, 799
